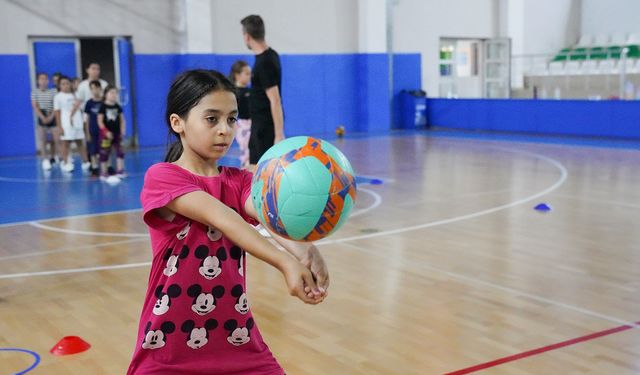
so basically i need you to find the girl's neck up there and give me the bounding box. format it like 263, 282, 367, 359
105, 99, 116, 105
174, 149, 220, 177
236, 82, 248, 88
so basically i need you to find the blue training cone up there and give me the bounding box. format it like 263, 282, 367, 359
534, 203, 552, 212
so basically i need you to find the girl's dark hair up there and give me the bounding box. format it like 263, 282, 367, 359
164, 69, 236, 162
103, 85, 117, 100
228, 60, 249, 84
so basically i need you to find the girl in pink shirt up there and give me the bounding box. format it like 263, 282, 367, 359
127, 70, 329, 374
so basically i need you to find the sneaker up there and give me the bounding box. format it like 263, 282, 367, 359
107, 166, 115, 175
90, 167, 100, 177
61, 161, 74, 173
100, 174, 121, 185
116, 170, 127, 178
41, 159, 52, 170
82, 161, 91, 171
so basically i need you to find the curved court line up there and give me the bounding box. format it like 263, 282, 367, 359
0, 208, 143, 228
347, 187, 382, 218
318, 149, 567, 245
0, 348, 41, 374
0, 238, 147, 261
24, 186, 383, 238
1, 146, 563, 279
28, 221, 149, 238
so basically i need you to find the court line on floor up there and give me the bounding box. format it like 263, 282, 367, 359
0, 208, 143, 228
27, 221, 149, 237
0, 171, 144, 183
0, 347, 41, 374
443, 320, 640, 374
340, 242, 640, 330
22, 187, 382, 238
349, 187, 382, 218
317, 149, 567, 244
0, 146, 564, 277
0, 262, 152, 279
0, 238, 148, 261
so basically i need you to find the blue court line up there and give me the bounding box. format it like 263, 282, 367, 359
0, 348, 41, 375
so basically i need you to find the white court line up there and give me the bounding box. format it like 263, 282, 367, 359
0, 208, 142, 228
0, 146, 563, 279
0, 262, 151, 280
317, 150, 567, 245
349, 187, 382, 218
23, 186, 383, 238
0, 238, 147, 261
28, 221, 149, 238
339, 241, 640, 330
0, 172, 144, 183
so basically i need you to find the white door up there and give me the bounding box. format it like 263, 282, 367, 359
483, 38, 511, 98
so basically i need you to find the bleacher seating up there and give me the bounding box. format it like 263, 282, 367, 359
520, 33, 640, 99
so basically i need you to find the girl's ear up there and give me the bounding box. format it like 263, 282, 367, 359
169, 113, 185, 135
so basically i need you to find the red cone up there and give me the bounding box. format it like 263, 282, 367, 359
50, 336, 91, 356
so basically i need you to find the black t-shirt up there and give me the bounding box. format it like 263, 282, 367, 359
250, 48, 281, 123
236, 86, 250, 120
98, 103, 123, 134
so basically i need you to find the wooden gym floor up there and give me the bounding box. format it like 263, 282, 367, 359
1, 132, 639, 374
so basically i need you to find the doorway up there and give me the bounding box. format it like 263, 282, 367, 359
28, 36, 136, 152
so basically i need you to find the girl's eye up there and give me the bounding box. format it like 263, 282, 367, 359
228, 117, 238, 125
206, 116, 218, 124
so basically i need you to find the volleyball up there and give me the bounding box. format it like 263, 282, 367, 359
251, 136, 357, 241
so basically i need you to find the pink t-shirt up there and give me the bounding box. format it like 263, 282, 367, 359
127, 163, 283, 375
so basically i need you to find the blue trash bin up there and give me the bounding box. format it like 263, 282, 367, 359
398, 90, 427, 129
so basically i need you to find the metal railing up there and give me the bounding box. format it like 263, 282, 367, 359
511, 49, 640, 100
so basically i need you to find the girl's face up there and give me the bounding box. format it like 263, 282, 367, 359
105, 89, 118, 103
59, 79, 71, 93
173, 90, 238, 161
235, 66, 251, 87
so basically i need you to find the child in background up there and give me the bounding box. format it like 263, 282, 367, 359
31, 72, 59, 170
54, 76, 90, 173
71, 77, 81, 93
97, 85, 126, 182
229, 60, 252, 168
83, 80, 103, 176
52, 72, 61, 91
127, 70, 328, 374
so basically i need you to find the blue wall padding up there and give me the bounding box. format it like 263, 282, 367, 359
427, 98, 640, 139
0, 55, 36, 157
3, 52, 421, 156
33, 42, 78, 87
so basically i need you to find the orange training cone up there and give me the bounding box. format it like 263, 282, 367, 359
50, 336, 91, 356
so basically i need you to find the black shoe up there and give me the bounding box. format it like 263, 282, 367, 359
107, 166, 115, 175
91, 168, 100, 177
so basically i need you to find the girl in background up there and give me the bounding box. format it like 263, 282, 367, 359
229, 60, 252, 168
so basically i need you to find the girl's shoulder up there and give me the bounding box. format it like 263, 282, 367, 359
146, 162, 189, 179
220, 166, 252, 182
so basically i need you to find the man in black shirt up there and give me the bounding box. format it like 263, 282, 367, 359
241, 15, 284, 170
